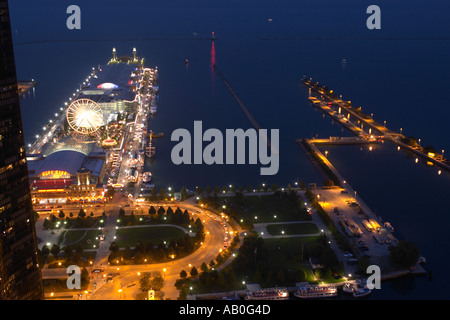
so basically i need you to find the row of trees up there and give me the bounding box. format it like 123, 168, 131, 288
135, 272, 165, 300
117, 206, 204, 236
108, 232, 201, 265
38, 243, 91, 268
43, 210, 105, 230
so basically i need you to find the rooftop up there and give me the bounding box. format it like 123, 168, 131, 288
80, 63, 140, 102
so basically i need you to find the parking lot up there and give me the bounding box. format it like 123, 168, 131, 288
314, 188, 398, 264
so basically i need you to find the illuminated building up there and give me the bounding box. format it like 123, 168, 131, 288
78, 49, 143, 117
0, 0, 44, 299
27, 150, 106, 205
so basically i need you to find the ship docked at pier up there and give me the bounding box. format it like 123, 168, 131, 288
293, 284, 337, 299
244, 288, 289, 300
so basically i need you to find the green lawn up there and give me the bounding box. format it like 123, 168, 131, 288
258, 237, 319, 283
115, 226, 188, 248
265, 222, 320, 236
225, 194, 310, 224
59, 230, 101, 250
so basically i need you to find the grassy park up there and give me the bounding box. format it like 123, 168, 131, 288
265, 222, 320, 236
58, 229, 101, 250
115, 226, 188, 248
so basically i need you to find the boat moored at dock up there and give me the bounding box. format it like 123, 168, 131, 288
293, 284, 337, 299
245, 288, 289, 300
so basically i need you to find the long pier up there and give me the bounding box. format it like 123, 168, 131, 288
301, 137, 379, 146
214, 64, 275, 151
213, 64, 261, 131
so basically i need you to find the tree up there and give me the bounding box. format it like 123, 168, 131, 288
81, 267, 90, 287
149, 273, 165, 291
246, 184, 252, 193
157, 206, 165, 216
300, 180, 306, 190
200, 262, 208, 273
276, 269, 286, 283
41, 245, 50, 259
190, 266, 198, 277
271, 184, 278, 192
78, 209, 86, 218
148, 206, 156, 216
180, 270, 187, 279
139, 272, 152, 292
166, 206, 174, 220
389, 240, 420, 268
75, 245, 83, 255
214, 185, 221, 195
180, 186, 187, 200
51, 244, 60, 258
118, 208, 126, 219
58, 210, 65, 219
205, 185, 212, 195
159, 187, 166, 199
33, 211, 39, 223
43, 218, 51, 230
63, 245, 73, 258
253, 269, 262, 283
135, 240, 145, 253
357, 255, 370, 274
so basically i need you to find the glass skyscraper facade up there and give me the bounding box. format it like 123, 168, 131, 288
0, 0, 44, 300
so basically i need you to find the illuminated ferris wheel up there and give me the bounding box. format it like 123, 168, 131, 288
66, 99, 104, 135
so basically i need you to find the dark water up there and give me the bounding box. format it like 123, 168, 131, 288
10, 0, 450, 299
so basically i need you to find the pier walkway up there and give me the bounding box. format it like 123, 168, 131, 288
213, 64, 261, 131
302, 136, 379, 146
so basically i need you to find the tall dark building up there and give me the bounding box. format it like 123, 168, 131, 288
0, 0, 44, 299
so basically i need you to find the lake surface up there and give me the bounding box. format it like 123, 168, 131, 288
10, 0, 450, 299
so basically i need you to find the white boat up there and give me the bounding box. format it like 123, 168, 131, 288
294, 285, 337, 299
352, 287, 371, 298
245, 288, 289, 300
342, 282, 355, 294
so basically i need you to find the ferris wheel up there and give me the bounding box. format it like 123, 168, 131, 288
66, 98, 104, 135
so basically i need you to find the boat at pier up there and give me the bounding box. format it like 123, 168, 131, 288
293, 284, 337, 299
245, 288, 289, 300
353, 287, 372, 298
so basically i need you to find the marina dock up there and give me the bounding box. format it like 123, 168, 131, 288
302, 77, 450, 173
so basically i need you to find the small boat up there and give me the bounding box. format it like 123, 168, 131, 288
352, 287, 371, 298
342, 282, 355, 294
245, 288, 289, 300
